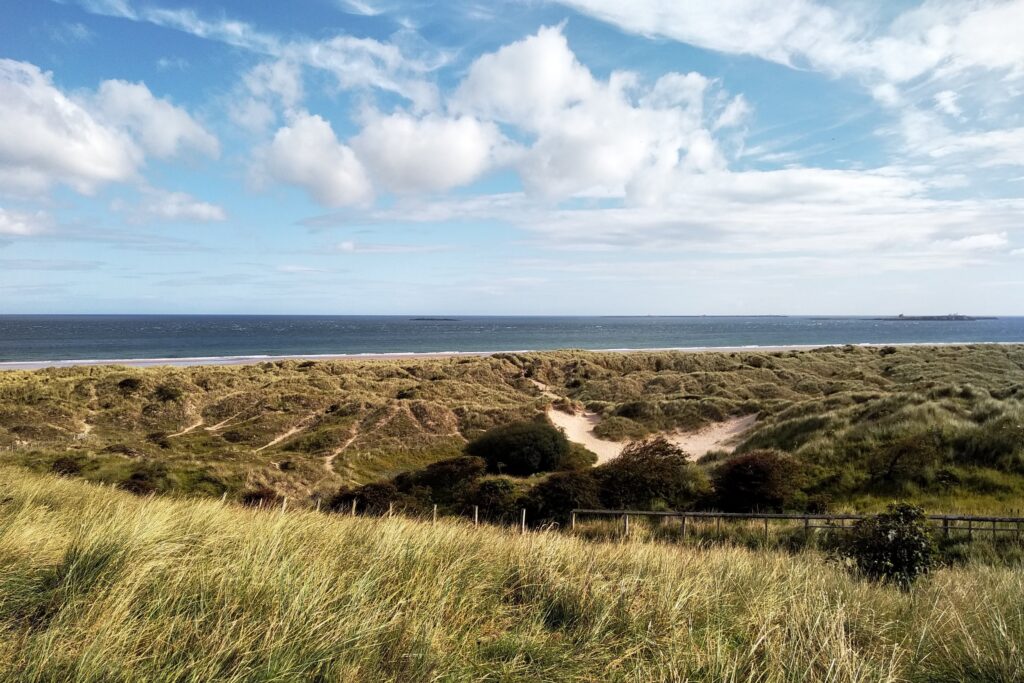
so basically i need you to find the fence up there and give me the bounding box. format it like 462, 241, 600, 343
570, 508, 1024, 540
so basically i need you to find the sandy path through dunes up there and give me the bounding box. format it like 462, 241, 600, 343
532, 380, 755, 463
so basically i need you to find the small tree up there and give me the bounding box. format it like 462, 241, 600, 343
594, 436, 710, 509
464, 479, 519, 523
712, 449, 802, 512
466, 421, 570, 476
839, 502, 935, 589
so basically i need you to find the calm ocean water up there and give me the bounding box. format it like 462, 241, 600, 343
1, 315, 1023, 363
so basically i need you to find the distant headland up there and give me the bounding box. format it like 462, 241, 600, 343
873, 314, 998, 322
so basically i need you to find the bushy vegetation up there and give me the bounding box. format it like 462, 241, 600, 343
592, 437, 710, 510
1, 468, 1022, 681
835, 503, 937, 589
466, 420, 570, 475
711, 449, 804, 512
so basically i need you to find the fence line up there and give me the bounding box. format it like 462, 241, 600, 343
571, 508, 1024, 539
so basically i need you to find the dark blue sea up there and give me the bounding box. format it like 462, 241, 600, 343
1, 315, 1023, 363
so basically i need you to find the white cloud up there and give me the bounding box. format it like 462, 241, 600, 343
335, 240, 449, 254
351, 112, 502, 192
932, 233, 1008, 252
934, 90, 962, 118
112, 188, 227, 223
0, 59, 140, 195
0, 207, 52, 236
261, 112, 373, 207
230, 60, 304, 133
72, 0, 444, 111
453, 26, 731, 200
94, 80, 219, 159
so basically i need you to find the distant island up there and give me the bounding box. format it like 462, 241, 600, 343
873, 314, 997, 321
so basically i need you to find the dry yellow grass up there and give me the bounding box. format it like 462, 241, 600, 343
0, 467, 1021, 682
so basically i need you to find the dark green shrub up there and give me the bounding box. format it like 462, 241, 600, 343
712, 449, 802, 512
51, 456, 83, 476
525, 471, 600, 525
153, 384, 183, 402
330, 482, 421, 516
240, 486, 282, 508
463, 479, 520, 522
837, 503, 936, 589
118, 464, 168, 496
117, 377, 142, 393
594, 437, 710, 510
394, 455, 487, 506
466, 421, 569, 476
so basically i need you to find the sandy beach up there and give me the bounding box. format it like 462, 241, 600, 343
0, 341, 1011, 372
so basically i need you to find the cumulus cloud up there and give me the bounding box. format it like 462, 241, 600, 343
0, 207, 53, 236
453, 26, 732, 200
230, 60, 304, 132
93, 80, 219, 159
0, 59, 140, 195
351, 112, 503, 192
261, 112, 373, 207
112, 188, 227, 223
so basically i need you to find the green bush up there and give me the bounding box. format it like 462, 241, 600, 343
837, 502, 936, 589
466, 421, 569, 476
525, 471, 600, 525
394, 456, 486, 506
594, 437, 710, 510
463, 479, 520, 523
330, 482, 412, 516
712, 449, 802, 512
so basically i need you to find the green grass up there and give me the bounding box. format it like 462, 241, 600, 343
2, 345, 1024, 511
1, 467, 1023, 682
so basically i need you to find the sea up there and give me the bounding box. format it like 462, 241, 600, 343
1, 315, 1023, 366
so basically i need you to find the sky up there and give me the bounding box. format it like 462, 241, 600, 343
0, 0, 1023, 315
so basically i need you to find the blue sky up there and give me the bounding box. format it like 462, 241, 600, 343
1, 0, 1022, 315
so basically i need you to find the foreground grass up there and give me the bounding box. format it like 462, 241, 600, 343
1, 468, 1022, 682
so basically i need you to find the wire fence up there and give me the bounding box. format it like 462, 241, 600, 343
570, 508, 1024, 540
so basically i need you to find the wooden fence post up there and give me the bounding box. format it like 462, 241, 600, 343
623, 514, 630, 537
716, 516, 721, 535
433, 504, 438, 524
316, 499, 321, 513
351, 499, 357, 517
943, 517, 949, 538
681, 514, 687, 539
388, 502, 394, 518
520, 509, 526, 534
474, 505, 479, 526
570, 511, 575, 530
281, 497, 288, 513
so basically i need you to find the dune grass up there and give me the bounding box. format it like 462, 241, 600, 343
1, 467, 1022, 682
2, 344, 1024, 512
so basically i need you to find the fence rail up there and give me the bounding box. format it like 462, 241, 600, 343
570, 508, 1024, 539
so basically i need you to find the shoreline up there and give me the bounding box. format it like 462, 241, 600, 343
0, 341, 1019, 371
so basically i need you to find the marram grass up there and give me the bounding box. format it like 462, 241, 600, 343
1, 468, 1022, 682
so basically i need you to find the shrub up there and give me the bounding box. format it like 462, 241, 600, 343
153, 384, 183, 402
51, 456, 83, 476
330, 482, 421, 516
837, 503, 936, 589
117, 377, 142, 393
118, 465, 168, 496
394, 456, 487, 506
466, 421, 569, 476
463, 479, 520, 523
593, 437, 710, 510
525, 471, 600, 525
712, 449, 802, 512
240, 486, 282, 508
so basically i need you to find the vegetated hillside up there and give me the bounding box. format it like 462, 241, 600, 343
2, 345, 1023, 510
0, 467, 1021, 682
